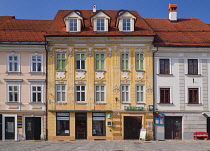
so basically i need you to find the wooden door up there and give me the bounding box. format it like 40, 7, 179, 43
165, 116, 182, 139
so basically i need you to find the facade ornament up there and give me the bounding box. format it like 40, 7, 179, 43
56, 72, 66, 80
147, 46, 151, 53
48, 45, 53, 52
88, 46, 93, 57
68, 46, 73, 57
137, 72, 144, 80
114, 46, 118, 52
96, 72, 105, 80
113, 85, 120, 94
108, 47, 112, 57
122, 72, 129, 79
135, 48, 144, 53
146, 85, 153, 93
76, 71, 85, 79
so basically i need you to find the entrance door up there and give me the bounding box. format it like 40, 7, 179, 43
75, 113, 87, 139
124, 116, 142, 139
165, 116, 182, 139
25, 117, 41, 140
5, 117, 15, 139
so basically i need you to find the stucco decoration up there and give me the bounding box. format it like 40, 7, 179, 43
55, 49, 66, 52
137, 72, 144, 80
56, 72, 66, 80
88, 46, 93, 57
135, 48, 144, 53
96, 72, 105, 80
108, 47, 112, 57
147, 46, 151, 52
113, 85, 120, 94
114, 46, 118, 52
146, 85, 153, 93
68, 46, 73, 57
122, 72, 129, 79
76, 71, 85, 79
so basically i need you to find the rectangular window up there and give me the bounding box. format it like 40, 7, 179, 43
76, 53, 86, 70
69, 19, 77, 31
8, 85, 19, 102
31, 55, 42, 72
160, 88, 170, 103
76, 85, 85, 102
121, 85, 129, 102
188, 59, 198, 75
136, 54, 144, 70
122, 18, 131, 31
188, 88, 199, 104
92, 113, 106, 136
159, 59, 170, 74
56, 85, 66, 102
31, 86, 42, 102
96, 18, 105, 31
95, 53, 105, 70
121, 53, 129, 70
56, 53, 66, 70
95, 85, 105, 103
136, 85, 144, 102
56, 113, 69, 136
8, 54, 19, 72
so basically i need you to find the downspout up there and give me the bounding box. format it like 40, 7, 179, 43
44, 36, 48, 140
153, 46, 158, 140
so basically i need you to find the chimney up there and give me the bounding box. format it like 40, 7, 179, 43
93, 5, 96, 13
168, 3, 177, 22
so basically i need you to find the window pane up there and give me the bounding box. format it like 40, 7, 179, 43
62, 92, 65, 101
77, 92, 80, 101
57, 92, 60, 101
33, 93, 36, 102
37, 63, 41, 71
101, 92, 104, 101
9, 92, 13, 101
37, 93, 41, 102
96, 92, 100, 101
81, 61, 85, 69
14, 92, 18, 101
81, 92, 85, 101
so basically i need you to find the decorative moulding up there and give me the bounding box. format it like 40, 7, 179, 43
146, 85, 153, 93
68, 46, 73, 57
76, 71, 85, 79
88, 46, 93, 57
94, 49, 106, 52
135, 48, 144, 53
122, 72, 129, 79
137, 72, 144, 80
75, 81, 86, 84
113, 85, 120, 94
108, 47, 112, 57
96, 72, 105, 80
56, 71, 66, 80
55, 49, 66, 52
121, 47, 129, 53
75, 49, 86, 52
94, 81, 106, 85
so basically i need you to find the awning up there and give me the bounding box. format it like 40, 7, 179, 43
202, 112, 210, 117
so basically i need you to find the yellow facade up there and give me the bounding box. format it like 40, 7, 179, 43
47, 37, 154, 140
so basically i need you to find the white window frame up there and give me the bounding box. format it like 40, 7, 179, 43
31, 85, 43, 103
95, 85, 105, 103
122, 18, 131, 31
56, 53, 66, 70
121, 85, 130, 103
95, 53, 105, 70
136, 85, 144, 103
69, 18, 78, 32
76, 85, 86, 102
96, 18, 105, 31
76, 53, 86, 70
7, 53, 20, 72
56, 85, 66, 102
7, 84, 20, 102
121, 53, 129, 70
136, 53, 144, 70
30, 54, 43, 72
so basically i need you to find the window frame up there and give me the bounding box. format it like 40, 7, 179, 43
122, 18, 131, 31
121, 85, 130, 103
7, 84, 20, 102
188, 88, 199, 104
160, 88, 170, 104
76, 53, 86, 70
95, 85, 105, 103
56, 85, 66, 102
188, 59, 198, 75
56, 53, 66, 70
7, 53, 20, 72
135, 53, 144, 70
95, 53, 105, 70
31, 85, 43, 103
136, 85, 144, 103
69, 18, 78, 32
159, 59, 170, 74
96, 18, 105, 31
30, 54, 43, 72
121, 53, 129, 70
76, 85, 86, 102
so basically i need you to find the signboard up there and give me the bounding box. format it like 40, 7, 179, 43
57, 117, 69, 120
124, 106, 144, 111
154, 113, 165, 125
93, 113, 105, 116
139, 129, 146, 140
93, 117, 105, 121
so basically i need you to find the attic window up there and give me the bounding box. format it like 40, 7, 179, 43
122, 18, 131, 31
96, 18, 105, 31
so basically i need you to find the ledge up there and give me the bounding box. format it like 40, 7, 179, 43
56, 69, 66, 72
4, 79, 23, 82
157, 74, 173, 77
29, 102, 45, 105
76, 70, 86, 72
157, 103, 173, 105
185, 74, 202, 77
29, 72, 45, 75
95, 103, 106, 105
121, 70, 130, 72
95, 70, 106, 72
76, 102, 87, 104
136, 70, 145, 72
5, 102, 21, 105
56, 102, 68, 105
186, 103, 203, 106
5, 71, 21, 75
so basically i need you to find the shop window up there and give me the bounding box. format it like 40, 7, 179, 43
92, 113, 106, 136
56, 113, 69, 136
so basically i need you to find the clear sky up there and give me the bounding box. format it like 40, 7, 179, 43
0, 0, 210, 23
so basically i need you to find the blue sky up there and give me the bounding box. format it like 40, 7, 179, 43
0, 0, 210, 23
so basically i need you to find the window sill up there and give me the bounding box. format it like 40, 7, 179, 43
6, 102, 21, 105
29, 102, 45, 105
76, 102, 87, 104
56, 102, 67, 105
121, 102, 131, 104
136, 102, 145, 104
157, 74, 173, 77
136, 70, 145, 72
76, 70, 86, 72
6, 71, 21, 75
157, 103, 173, 105
56, 69, 66, 72
121, 70, 130, 72
95, 102, 106, 105
186, 103, 202, 106
29, 72, 45, 75
95, 70, 106, 72
185, 74, 202, 77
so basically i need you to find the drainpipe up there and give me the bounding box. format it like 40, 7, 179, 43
44, 36, 48, 141
153, 46, 158, 140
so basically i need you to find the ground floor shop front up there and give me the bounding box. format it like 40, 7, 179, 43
0, 112, 46, 141
47, 111, 154, 141
155, 112, 207, 140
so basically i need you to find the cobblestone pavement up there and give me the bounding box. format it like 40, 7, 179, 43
0, 140, 210, 151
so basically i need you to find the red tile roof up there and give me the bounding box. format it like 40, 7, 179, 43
145, 18, 210, 46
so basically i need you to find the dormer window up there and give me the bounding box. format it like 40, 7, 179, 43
69, 18, 77, 31
96, 18, 105, 31
122, 18, 131, 31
